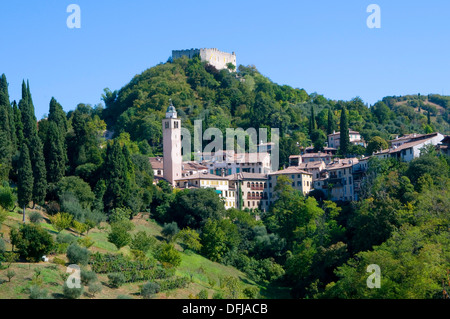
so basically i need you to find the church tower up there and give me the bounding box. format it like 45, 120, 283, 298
163, 100, 182, 186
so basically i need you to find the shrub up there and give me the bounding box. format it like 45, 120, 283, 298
66, 244, 90, 266
176, 228, 202, 252
212, 292, 224, 299
57, 176, 95, 209
88, 282, 103, 297
197, 289, 208, 299
108, 207, 132, 224
29, 285, 49, 299
78, 236, 95, 248
45, 201, 60, 216
0, 186, 16, 211
130, 231, 155, 253
63, 282, 84, 299
29, 211, 43, 224
243, 286, 260, 299
108, 273, 126, 288
81, 270, 98, 286
161, 222, 179, 242
50, 213, 73, 233
60, 194, 88, 223
56, 243, 69, 254
10, 224, 55, 262
141, 281, 160, 299
156, 243, 181, 268
53, 257, 66, 266
159, 277, 190, 291
107, 222, 132, 250
6, 270, 16, 282
56, 233, 77, 244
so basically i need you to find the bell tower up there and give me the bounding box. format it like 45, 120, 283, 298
162, 100, 182, 186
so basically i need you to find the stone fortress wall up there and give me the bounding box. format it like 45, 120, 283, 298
172, 48, 237, 71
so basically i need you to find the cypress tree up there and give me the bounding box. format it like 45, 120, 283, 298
339, 106, 350, 157
44, 121, 66, 184
17, 143, 34, 220
45, 98, 67, 183
0, 74, 13, 180
18, 81, 47, 205
13, 101, 24, 147
103, 141, 131, 212
48, 97, 68, 134
327, 108, 335, 136
0, 106, 12, 181
29, 134, 47, 207
1, 75, 17, 151
309, 104, 316, 135
427, 111, 431, 125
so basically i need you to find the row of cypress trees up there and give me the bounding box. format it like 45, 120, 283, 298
1, 74, 144, 218
0, 74, 68, 216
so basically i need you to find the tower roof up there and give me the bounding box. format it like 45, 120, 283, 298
166, 99, 176, 113
166, 99, 177, 118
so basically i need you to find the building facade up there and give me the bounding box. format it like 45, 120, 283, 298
267, 167, 313, 205
172, 48, 237, 71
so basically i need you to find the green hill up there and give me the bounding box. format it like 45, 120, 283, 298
0, 208, 289, 299
100, 56, 450, 165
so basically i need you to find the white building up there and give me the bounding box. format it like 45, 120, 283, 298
328, 130, 366, 149
373, 132, 444, 162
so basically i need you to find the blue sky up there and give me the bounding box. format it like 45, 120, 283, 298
1, 0, 450, 119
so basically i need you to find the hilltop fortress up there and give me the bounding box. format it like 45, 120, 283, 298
172, 48, 237, 71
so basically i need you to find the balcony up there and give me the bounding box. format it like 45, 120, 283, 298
250, 186, 264, 191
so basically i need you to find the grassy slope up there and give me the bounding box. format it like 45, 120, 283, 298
0, 209, 290, 299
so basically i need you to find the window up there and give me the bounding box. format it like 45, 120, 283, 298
165, 122, 169, 129
297, 181, 301, 186
174, 121, 179, 129
292, 175, 295, 179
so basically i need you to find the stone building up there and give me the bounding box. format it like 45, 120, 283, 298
172, 48, 237, 71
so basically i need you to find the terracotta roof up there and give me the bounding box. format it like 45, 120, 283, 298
302, 152, 332, 158
326, 158, 359, 170
269, 167, 312, 175
177, 172, 229, 181
225, 173, 267, 181
149, 157, 164, 170
297, 162, 326, 169
376, 135, 438, 155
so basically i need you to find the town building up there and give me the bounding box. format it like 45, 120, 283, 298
373, 132, 444, 162
301, 152, 334, 165
296, 161, 327, 181
226, 173, 268, 211
327, 130, 366, 149
176, 172, 236, 209
326, 158, 359, 202
267, 167, 313, 205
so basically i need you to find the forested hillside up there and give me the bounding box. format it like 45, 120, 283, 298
101, 56, 450, 165
0, 56, 449, 299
